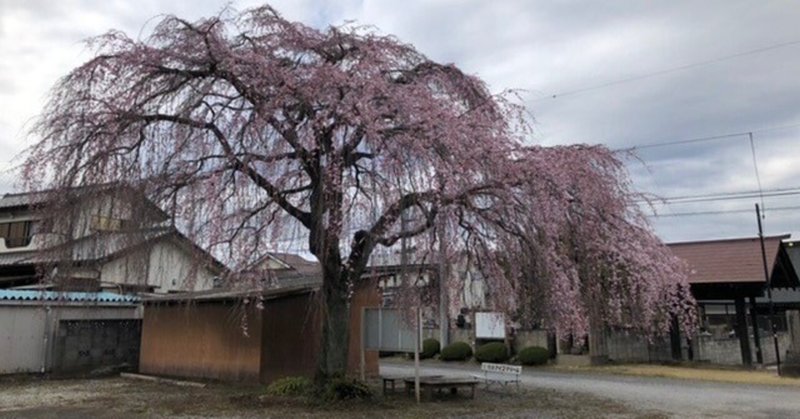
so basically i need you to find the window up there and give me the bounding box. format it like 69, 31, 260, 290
0, 221, 33, 248
91, 215, 129, 232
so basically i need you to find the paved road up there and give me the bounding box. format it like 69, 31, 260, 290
382, 360, 800, 418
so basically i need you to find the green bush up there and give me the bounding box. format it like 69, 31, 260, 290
324, 377, 373, 401
265, 376, 313, 397
518, 346, 550, 366
440, 341, 473, 361
421, 338, 440, 359
474, 342, 509, 363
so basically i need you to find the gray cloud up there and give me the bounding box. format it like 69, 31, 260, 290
1, 0, 798, 242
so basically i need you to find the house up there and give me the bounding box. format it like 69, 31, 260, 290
138, 280, 381, 383
0, 185, 228, 376
593, 235, 800, 367
0, 186, 224, 293
239, 251, 323, 289
668, 235, 799, 365
0, 290, 140, 375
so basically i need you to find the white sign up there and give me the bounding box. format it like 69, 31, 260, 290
475, 312, 505, 339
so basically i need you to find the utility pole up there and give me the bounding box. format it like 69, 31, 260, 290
756, 203, 781, 374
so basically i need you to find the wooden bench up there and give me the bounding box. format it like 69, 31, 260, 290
471, 362, 522, 392
382, 375, 441, 395
403, 376, 479, 400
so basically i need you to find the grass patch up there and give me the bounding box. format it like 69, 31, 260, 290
553, 363, 800, 387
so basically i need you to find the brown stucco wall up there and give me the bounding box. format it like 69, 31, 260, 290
347, 279, 380, 378
139, 302, 262, 382
140, 286, 379, 384
259, 292, 322, 383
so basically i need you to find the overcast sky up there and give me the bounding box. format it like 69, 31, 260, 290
1, 0, 798, 244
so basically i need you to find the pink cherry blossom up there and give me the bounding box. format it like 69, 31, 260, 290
21, 5, 695, 379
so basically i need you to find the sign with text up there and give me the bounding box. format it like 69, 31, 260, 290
475, 312, 505, 339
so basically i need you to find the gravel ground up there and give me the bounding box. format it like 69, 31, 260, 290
381, 359, 800, 418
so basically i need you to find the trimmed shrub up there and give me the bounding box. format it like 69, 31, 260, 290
474, 342, 509, 363
518, 346, 550, 366
421, 338, 440, 359
440, 341, 473, 361
324, 377, 373, 401
266, 376, 313, 397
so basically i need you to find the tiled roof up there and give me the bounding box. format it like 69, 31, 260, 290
143, 284, 317, 303
0, 251, 37, 267
668, 235, 790, 285
268, 252, 321, 275
0, 191, 50, 209
0, 290, 140, 303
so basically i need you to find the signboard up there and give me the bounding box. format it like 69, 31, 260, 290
363, 307, 418, 352
475, 312, 505, 339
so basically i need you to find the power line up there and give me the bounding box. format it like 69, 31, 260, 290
647, 205, 800, 218
532, 39, 800, 103
639, 186, 800, 205
616, 122, 800, 152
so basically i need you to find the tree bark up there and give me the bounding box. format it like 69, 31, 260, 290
316, 262, 351, 382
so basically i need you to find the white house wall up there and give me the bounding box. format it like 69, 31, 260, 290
146, 240, 214, 292
99, 240, 215, 292
100, 249, 150, 289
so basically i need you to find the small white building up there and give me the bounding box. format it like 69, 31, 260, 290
0, 290, 140, 375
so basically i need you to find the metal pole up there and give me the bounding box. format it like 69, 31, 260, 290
438, 218, 449, 348
400, 211, 421, 401
360, 307, 366, 381
756, 203, 781, 374
414, 306, 421, 403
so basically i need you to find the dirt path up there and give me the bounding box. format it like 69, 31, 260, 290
382, 359, 800, 418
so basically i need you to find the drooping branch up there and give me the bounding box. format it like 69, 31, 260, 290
22, 5, 696, 382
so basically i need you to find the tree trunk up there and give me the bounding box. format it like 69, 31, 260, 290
316, 262, 351, 382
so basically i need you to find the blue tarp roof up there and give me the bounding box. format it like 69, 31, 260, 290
0, 290, 139, 303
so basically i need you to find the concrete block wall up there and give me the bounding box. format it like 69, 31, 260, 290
512, 330, 549, 353
606, 331, 673, 363
693, 334, 790, 365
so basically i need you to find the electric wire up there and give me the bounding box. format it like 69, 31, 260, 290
648, 205, 800, 218
531, 39, 800, 103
